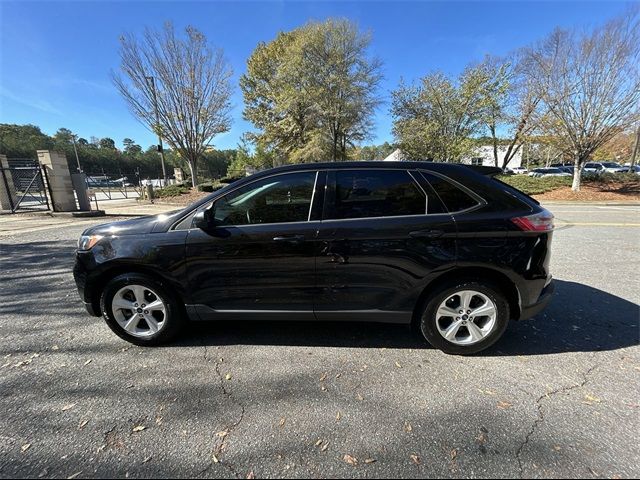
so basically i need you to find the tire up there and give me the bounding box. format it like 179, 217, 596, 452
418, 280, 510, 355
100, 273, 184, 346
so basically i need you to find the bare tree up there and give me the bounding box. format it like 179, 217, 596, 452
481, 54, 544, 169
113, 22, 233, 186
524, 11, 640, 191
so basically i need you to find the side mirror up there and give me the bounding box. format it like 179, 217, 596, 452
193, 209, 213, 230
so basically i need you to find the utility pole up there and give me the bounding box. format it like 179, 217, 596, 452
71, 134, 82, 172
145, 76, 167, 184
631, 124, 640, 167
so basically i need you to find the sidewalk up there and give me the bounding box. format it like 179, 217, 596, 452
0, 199, 177, 237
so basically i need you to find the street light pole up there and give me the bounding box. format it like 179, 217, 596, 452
145, 76, 168, 184
71, 134, 82, 172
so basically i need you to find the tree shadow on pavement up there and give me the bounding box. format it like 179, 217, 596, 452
178, 280, 639, 356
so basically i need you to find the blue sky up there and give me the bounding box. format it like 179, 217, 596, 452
0, 1, 631, 151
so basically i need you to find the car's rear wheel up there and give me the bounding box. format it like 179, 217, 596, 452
100, 273, 184, 346
418, 281, 510, 355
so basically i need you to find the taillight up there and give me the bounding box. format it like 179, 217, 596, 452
511, 209, 555, 232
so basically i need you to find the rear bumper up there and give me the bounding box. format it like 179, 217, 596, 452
519, 280, 555, 320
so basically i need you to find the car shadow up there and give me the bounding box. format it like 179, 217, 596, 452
175, 279, 639, 356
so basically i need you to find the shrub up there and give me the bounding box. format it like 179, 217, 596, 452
197, 182, 225, 192
497, 175, 572, 195
154, 184, 190, 198
219, 173, 244, 184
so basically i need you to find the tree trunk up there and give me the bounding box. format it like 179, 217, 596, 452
571, 156, 581, 192
490, 125, 499, 167
188, 159, 198, 187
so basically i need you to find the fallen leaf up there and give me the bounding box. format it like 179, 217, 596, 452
78, 420, 89, 430
142, 456, 152, 464
212, 454, 219, 463
365, 458, 376, 464
553, 445, 562, 451
320, 442, 329, 452
343, 454, 358, 466
21, 443, 31, 453
335, 373, 342, 379
225, 373, 232, 381
132, 425, 146, 433
320, 372, 328, 382
67, 472, 82, 480
410, 454, 420, 465
584, 394, 601, 403
321, 386, 327, 391
336, 411, 342, 421
497, 401, 513, 410
61, 403, 76, 412
83, 359, 92, 366
450, 448, 458, 460
404, 422, 412, 433
279, 417, 286, 427
395, 362, 402, 368
315, 439, 323, 447
246, 472, 255, 480
216, 430, 228, 438
52, 345, 59, 351
356, 393, 364, 401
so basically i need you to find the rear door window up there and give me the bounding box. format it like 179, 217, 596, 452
421, 172, 480, 213
326, 169, 426, 220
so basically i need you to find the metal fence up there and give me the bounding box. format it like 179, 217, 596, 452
0, 159, 50, 213
84, 171, 144, 201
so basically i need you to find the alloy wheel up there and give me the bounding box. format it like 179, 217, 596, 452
435, 290, 498, 345
111, 284, 167, 338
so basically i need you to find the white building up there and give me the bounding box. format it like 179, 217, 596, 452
383, 145, 523, 169
461, 145, 522, 169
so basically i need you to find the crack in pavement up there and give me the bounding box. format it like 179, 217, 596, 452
200, 344, 247, 479
516, 361, 600, 478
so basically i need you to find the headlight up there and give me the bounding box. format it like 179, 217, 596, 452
78, 235, 103, 251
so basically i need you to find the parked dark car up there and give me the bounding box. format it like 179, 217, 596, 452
74, 161, 554, 355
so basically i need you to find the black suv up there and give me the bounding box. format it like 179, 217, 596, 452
74, 162, 554, 354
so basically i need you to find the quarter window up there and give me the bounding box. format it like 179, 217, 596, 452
327, 170, 426, 220
422, 172, 479, 213
211, 171, 317, 226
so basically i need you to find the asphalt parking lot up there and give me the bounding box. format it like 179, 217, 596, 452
0, 203, 639, 479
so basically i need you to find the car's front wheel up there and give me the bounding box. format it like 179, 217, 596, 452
100, 273, 184, 346
419, 281, 510, 355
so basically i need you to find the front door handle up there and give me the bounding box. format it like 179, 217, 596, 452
273, 235, 305, 243
409, 229, 445, 239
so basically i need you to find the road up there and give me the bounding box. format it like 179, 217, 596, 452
0, 203, 638, 479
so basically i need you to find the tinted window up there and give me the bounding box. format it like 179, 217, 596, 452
421, 172, 479, 213
328, 170, 426, 220
212, 171, 316, 225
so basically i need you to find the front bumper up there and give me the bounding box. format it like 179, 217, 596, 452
74, 251, 101, 317
519, 280, 555, 320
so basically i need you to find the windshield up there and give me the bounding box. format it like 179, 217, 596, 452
601, 162, 621, 168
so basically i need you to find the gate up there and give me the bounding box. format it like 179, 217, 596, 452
85, 171, 144, 201
0, 159, 50, 213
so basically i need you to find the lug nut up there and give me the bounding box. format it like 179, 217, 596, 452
459, 310, 464, 314
134, 303, 138, 307
144, 310, 149, 314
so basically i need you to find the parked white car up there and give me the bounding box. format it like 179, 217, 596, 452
528, 168, 572, 178
583, 162, 627, 174
508, 167, 528, 175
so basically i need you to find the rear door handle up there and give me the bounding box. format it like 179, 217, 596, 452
409, 229, 445, 239
273, 235, 305, 243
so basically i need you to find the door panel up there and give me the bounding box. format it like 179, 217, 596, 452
185, 222, 319, 319
184, 170, 320, 320
315, 169, 457, 322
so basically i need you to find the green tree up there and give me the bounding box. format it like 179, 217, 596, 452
123, 138, 142, 155
99, 137, 117, 150
0, 124, 54, 157
241, 18, 382, 163
391, 66, 499, 162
